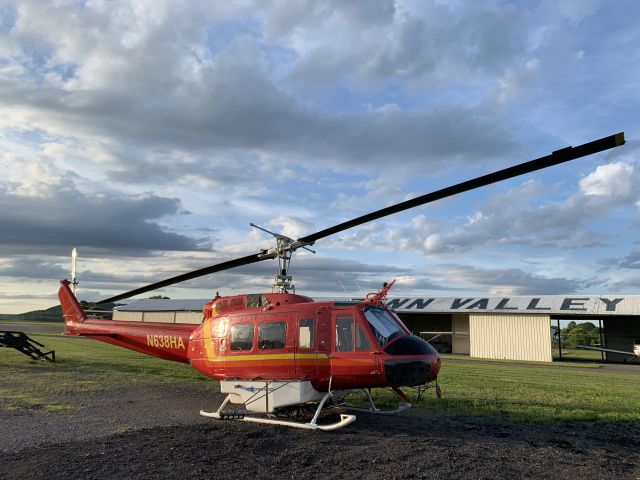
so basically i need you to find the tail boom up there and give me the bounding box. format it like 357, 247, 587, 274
58, 280, 197, 363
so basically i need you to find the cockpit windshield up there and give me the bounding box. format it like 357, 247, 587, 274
364, 307, 403, 347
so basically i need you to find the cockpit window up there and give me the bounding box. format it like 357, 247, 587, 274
230, 324, 254, 351
364, 308, 403, 347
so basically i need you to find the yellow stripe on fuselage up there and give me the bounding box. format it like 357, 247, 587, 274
202, 319, 217, 361
203, 352, 329, 363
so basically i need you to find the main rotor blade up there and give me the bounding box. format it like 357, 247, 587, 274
298, 132, 625, 245
95, 132, 624, 304
96, 252, 265, 304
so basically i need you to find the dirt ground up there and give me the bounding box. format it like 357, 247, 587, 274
1, 380, 639, 480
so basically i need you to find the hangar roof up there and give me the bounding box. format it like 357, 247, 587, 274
115, 299, 207, 312
113, 295, 640, 316
387, 296, 640, 316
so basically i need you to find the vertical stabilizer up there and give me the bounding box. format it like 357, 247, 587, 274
58, 279, 87, 335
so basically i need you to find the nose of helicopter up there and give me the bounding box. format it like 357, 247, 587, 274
382, 335, 440, 387
384, 356, 439, 387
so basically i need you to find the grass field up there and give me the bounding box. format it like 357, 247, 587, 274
555, 347, 606, 361
0, 332, 208, 413
417, 356, 640, 423
1, 330, 639, 424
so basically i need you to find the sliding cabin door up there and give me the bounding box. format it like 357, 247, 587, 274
331, 311, 380, 388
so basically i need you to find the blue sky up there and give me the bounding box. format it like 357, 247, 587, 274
0, 0, 638, 313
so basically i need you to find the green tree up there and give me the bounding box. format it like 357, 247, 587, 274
561, 322, 599, 347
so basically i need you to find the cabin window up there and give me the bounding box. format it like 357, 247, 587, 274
299, 319, 314, 349
355, 322, 371, 350
336, 314, 354, 352
258, 321, 286, 349
230, 324, 254, 351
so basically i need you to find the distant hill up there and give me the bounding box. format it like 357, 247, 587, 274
0, 301, 116, 322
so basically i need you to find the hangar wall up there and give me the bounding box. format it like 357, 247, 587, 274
113, 311, 142, 322
469, 314, 552, 362
176, 312, 202, 323
452, 314, 470, 355
112, 310, 202, 324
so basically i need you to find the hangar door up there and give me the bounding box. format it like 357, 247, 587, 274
470, 314, 552, 362
396, 313, 469, 355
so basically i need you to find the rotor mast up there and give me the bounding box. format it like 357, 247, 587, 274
251, 223, 315, 293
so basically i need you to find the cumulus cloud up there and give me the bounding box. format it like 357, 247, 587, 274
580, 162, 635, 199
0, 257, 68, 280
0, 169, 206, 256
600, 251, 640, 270
229, 255, 449, 295
330, 175, 407, 212
0, 0, 517, 185
423, 163, 639, 254
320, 154, 639, 260
377, 159, 638, 255
0, 0, 637, 311
101, 253, 439, 298
437, 263, 600, 295
268, 0, 528, 86
266, 214, 315, 239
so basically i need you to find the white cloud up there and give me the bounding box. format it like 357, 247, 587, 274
0, 0, 638, 311
418, 164, 639, 255
0, 170, 206, 256
438, 263, 600, 295
266, 214, 315, 239
327, 158, 639, 258
271, 0, 528, 88
0, 0, 516, 184
579, 162, 635, 198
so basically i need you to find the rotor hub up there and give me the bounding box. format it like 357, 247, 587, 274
252, 223, 315, 294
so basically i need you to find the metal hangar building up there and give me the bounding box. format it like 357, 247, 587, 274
388, 295, 640, 363
113, 295, 640, 363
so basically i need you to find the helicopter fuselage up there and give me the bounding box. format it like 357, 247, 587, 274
59, 280, 440, 391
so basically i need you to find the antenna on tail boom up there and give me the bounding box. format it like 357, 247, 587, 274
71, 247, 79, 295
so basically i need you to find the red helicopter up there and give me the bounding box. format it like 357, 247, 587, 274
59, 132, 624, 430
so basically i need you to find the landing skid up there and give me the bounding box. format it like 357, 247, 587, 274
200, 391, 356, 431
200, 380, 429, 430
